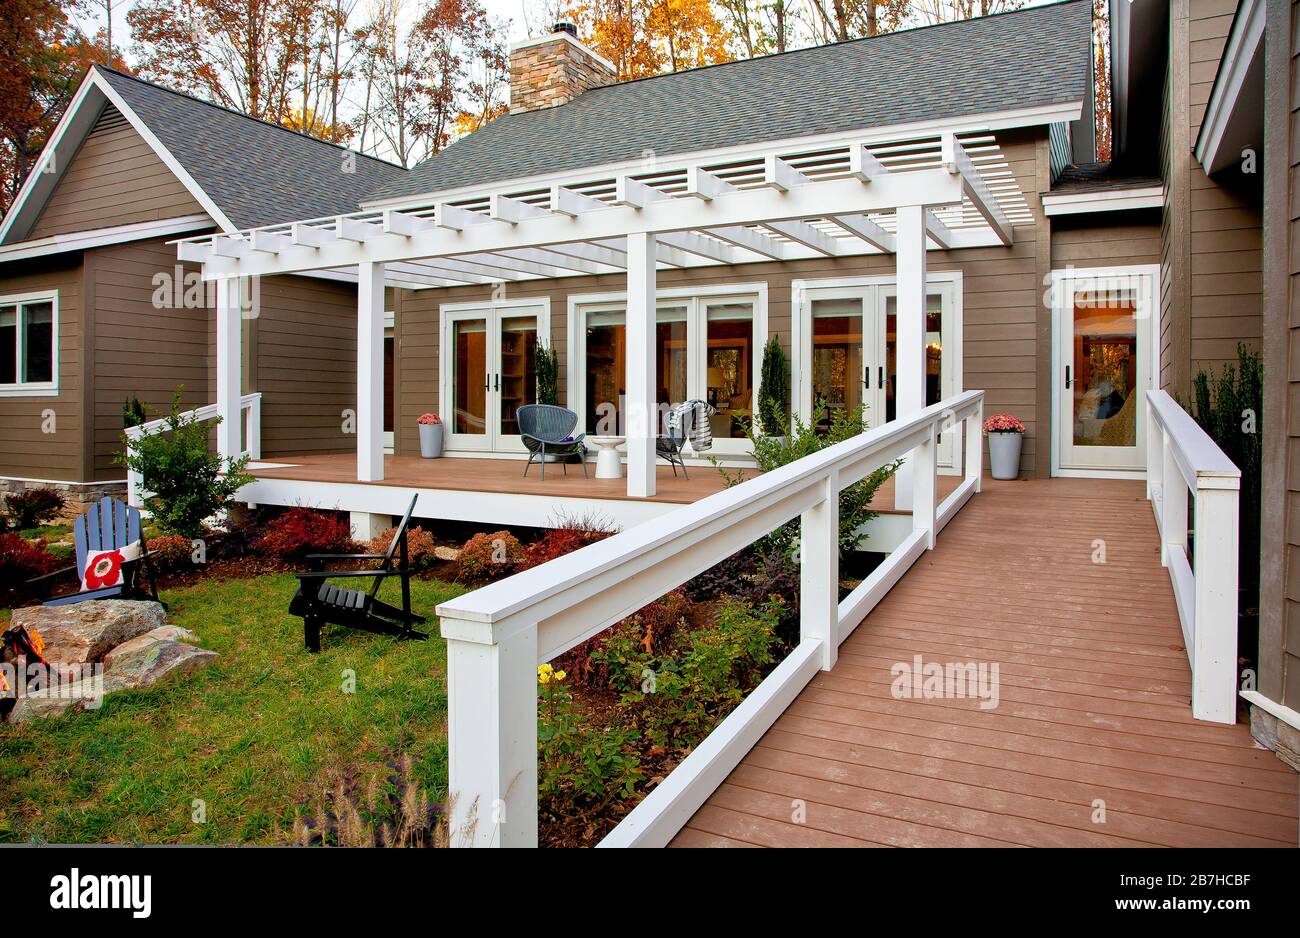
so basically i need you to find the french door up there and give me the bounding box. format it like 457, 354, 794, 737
442, 300, 547, 453
800, 279, 959, 468
1052, 266, 1156, 474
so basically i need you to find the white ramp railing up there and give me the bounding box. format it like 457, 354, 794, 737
1145, 390, 1241, 723
436, 390, 984, 847
124, 392, 262, 507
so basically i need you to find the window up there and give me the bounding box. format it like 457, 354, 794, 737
573, 287, 764, 452
0, 292, 58, 394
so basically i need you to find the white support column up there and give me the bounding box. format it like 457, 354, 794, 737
444, 620, 539, 847
893, 205, 927, 511
1191, 486, 1240, 723
215, 277, 242, 462
349, 511, 393, 542
800, 470, 839, 670
357, 261, 386, 482
625, 232, 657, 497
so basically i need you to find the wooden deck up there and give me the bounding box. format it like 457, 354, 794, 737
671, 478, 1299, 848
247, 452, 959, 513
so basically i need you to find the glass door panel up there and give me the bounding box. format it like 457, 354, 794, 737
704, 300, 755, 443
810, 296, 865, 434
449, 315, 490, 450
656, 305, 688, 417
881, 290, 953, 468
498, 314, 538, 442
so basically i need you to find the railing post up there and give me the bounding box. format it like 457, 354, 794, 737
965, 404, 983, 493
912, 422, 937, 549
1146, 396, 1162, 503
442, 618, 539, 847
246, 395, 261, 460
1191, 484, 1240, 723
800, 469, 839, 670
125, 435, 140, 508
1160, 434, 1187, 566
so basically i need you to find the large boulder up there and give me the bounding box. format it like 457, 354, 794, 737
6, 672, 136, 724
102, 626, 198, 668
104, 637, 217, 690
10, 600, 166, 664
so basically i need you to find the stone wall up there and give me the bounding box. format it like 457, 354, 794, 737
0, 478, 127, 522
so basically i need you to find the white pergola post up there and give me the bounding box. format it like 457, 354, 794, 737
357, 261, 385, 482
893, 205, 927, 512
625, 232, 657, 497
215, 277, 242, 462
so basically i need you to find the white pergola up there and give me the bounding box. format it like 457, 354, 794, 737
177, 130, 1019, 499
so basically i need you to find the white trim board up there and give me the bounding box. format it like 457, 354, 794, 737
1041, 186, 1164, 216
1240, 690, 1300, 734
1194, 0, 1265, 176
0, 214, 214, 263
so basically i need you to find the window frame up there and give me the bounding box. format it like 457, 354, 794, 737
0, 289, 59, 397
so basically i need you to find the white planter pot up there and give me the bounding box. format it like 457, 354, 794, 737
987, 431, 1022, 480
418, 423, 443, 458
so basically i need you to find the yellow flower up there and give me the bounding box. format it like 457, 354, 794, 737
553, 670, 566, 682
538, 663, 553, 675
538, 672, 550, 685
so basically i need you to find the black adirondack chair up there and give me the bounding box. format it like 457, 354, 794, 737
288, 495, 427, 653
28, 496, 162, 607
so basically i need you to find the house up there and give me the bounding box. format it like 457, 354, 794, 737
5, 0, 1296, 846
0, 66, 407, 512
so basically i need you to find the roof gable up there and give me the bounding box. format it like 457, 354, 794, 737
1, 67, 408, 245
373, 0, 1092, 203
28, 102, 206, 240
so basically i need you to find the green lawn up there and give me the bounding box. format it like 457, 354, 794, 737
0, 573, 461, 845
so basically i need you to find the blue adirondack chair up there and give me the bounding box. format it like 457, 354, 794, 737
28, 496, 162, 607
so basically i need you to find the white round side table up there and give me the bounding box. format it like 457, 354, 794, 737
586, 436, 626, 479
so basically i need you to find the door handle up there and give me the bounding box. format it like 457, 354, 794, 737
494, 374, 500, 392
878, 366, 884, 389
863, 367, 869, 388
1065, 366, 1071, 389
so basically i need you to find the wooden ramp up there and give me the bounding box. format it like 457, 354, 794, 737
671, 478, 1298, 848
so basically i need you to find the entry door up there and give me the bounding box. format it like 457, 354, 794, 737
443, 302, 544, 453
803, 283, 956, 468
1053, 267, 1156, 473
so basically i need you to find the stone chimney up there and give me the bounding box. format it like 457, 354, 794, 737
508, 22, 616, 114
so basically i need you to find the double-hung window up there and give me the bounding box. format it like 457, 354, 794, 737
0, 291, 58, 395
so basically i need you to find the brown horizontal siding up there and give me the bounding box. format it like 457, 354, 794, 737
252, 274, 359, 457
0, 254, 85, 481
30, 103, 205, 239
88, 238, 210, 480
1049, 210, 1162, 269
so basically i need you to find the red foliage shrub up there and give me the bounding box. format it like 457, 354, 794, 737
0, 534, 64, 591
517, 526, 614, 571
254, 508, 356, 557
147, 534, 193, 571
457, 531, 524, 582
4, 488, 67, 529
367, 525, 439, 569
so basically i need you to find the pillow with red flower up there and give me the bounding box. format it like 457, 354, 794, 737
82, 541, 142, 591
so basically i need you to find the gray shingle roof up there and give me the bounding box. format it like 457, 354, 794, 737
95, 67, 407, 229
372, 0, 1092, 204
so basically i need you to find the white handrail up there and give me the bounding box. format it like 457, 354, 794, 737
1145, 390, 1240, 723
436, 389, 985, 847
124, 392, 262, 507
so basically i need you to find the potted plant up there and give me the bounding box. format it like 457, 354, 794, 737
418, 412, 443, 458
983, 412, 1025, 480
757, 336, 790, 444
536, 340, 559, 406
